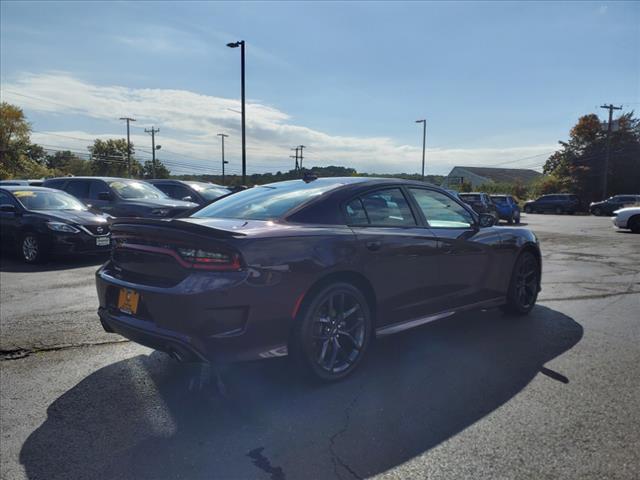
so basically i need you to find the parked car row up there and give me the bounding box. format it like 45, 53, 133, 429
0, 176, 231, 263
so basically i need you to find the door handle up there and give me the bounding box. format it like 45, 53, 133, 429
365, 241, 382, 251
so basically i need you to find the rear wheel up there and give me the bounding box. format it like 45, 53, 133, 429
501, 251, 539, 315
629, 215, 640, 233
524, 206, 532, 214
555, 206, 563, 214
293, 282, 372, 382
593, 207, 602, 216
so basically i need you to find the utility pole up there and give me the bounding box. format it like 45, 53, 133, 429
217, 133, 229, 185
119, 117, 136, 177
415, 119, 426, 181
144, 127, 160, 178
290, 147, 299, 170
298, 145, 305, 170
599, 104, 622, 200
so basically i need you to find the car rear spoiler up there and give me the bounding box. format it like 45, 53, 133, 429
110, 217, 246, 239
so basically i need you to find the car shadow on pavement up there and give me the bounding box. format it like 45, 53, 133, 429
19, 305, 582, 480
0, 252, 108, 272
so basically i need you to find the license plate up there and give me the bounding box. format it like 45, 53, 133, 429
117, 288, 140, 314
96, 236, 110, 247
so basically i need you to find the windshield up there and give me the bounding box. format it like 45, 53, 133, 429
192, 181, 343, 220
13, 190, 87, 211
187, 182, 230, 201
109, 180, 167, 200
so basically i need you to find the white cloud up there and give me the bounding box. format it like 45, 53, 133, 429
2, 72, 555, 175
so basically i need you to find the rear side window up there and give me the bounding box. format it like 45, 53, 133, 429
0, 191, 16, 206
351, 188, 416, 227
44, 179, 67, 190
65, 180, 90, 198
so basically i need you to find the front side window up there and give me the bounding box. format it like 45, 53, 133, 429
109, 180, 167, 200
0, 191, 16, 206
409, 188, 473, 228
356, 188, 416, 226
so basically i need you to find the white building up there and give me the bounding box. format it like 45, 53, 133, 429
441, 166, 542, 189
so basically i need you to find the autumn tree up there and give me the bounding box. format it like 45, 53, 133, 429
542, 112, 640, 203
0, 102, 51, 179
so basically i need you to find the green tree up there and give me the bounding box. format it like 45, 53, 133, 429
46, 150, 93, 176
0, 102, 52, 179
88, 139, 142, 177
142, 159, 170, 179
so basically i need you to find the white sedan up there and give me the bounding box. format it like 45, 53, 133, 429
612, 206, 640, 233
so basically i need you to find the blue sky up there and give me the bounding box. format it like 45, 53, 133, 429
1, 1, 638, 175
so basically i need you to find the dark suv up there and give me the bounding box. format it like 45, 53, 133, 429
458, 192, 498, 221
589, 195, 640, 216
147, 180, 230, 207
43, 177, 198, 218
523, 194, 580, 214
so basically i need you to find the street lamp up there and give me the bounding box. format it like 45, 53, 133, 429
415, 119, 426, 181
227, 40, 246, 185
217, 133, 229, 185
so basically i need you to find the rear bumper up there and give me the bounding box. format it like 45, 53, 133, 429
95, 262, 293, 363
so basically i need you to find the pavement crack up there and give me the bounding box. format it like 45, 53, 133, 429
329, 382, 365, 480
247, 447, 286, 480
541, 290, 640, 302
0, 339, 129, 361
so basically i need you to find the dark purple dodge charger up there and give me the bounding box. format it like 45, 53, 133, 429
96, 177, 541, 381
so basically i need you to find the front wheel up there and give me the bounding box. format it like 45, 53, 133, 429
555, 206, 563, 215
20, 233, 47, 264
501, 251, 540, 315
524, 206, 532, 214
593, 207, 602, 216
293, 282, 372, 382
628, 215, 640, 233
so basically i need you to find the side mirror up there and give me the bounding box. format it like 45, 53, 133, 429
182, 196, 194, 202
478, 213, 495, 228
0, 204, 16, 213
98, 192, 113, 201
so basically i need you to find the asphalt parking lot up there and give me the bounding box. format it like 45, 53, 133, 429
1, 214, 639, 480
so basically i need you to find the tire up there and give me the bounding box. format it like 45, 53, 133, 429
19, 232, 47, 264
292, 282, 373, 382
501, 251, 540, 315
555, 206, 563, 215
507, 214, 513, 225
524, 206, 531, 214
629, 215, 640, 234
515, 214, 521, 225
593, 207, 602, 216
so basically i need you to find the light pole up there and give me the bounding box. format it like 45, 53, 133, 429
415, 119, 426, 181
217, 133, 229, 185
227, 40, 246, 185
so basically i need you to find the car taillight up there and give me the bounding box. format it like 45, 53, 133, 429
177, 247, 242, 271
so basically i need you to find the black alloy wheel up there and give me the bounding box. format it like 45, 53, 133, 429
524, 206, 532, 214
502, 251, 539, 315
593, 207, 602, 216
295, 283, 372, 381
629, 215, 640, 234
555, 206, 563, 214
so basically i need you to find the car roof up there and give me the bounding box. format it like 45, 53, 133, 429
44, 176, 140, 182
1, 186, 63, 192
262, 176, 439, 189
